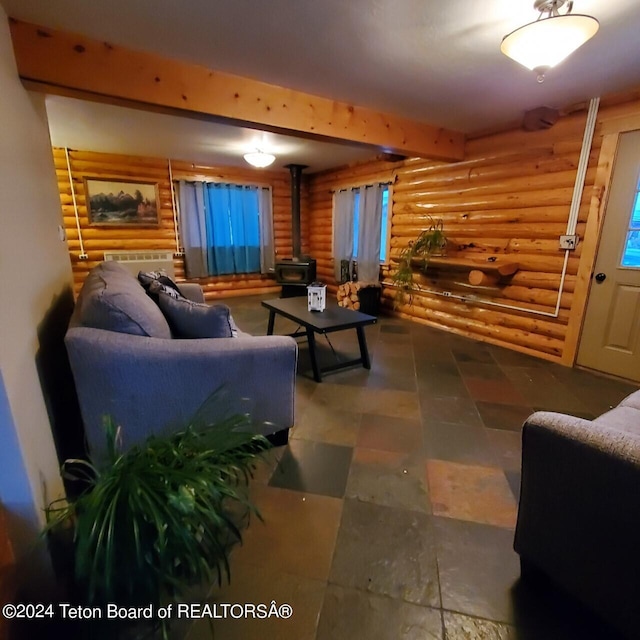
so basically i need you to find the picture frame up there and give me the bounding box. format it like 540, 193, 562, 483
84, 177, 160, 226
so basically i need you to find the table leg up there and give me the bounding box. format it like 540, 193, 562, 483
267, 310, 276, 335
356, 325, 371, 369
307, 329, 322, 382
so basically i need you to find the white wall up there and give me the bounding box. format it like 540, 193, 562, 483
0, 7, 74, 565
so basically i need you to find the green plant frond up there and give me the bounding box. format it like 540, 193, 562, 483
391, 216, 447, 307
167, 485, 197, 515
45, 391, 271, 620
102, 415, 123, 465
186, 385, 235, 431
60, 458, 100, 484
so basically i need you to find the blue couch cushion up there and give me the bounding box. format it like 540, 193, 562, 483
76, 261, 172, 338
156, 290, 234, 338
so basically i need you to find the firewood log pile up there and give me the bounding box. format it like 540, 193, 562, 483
337, 281, 380, 310
337, 281, 362, 310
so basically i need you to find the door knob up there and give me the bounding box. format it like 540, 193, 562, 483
595, 272, 607, 283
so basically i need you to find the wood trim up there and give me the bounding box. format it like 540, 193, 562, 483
9, 19, 465, 162
562, 133, 620, 365
600, 113, 640, 136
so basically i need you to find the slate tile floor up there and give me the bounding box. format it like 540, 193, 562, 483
185, 296, 638, 640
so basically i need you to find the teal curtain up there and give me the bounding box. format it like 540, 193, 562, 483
204, 184, 261, 275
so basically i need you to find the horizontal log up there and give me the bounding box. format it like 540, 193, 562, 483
394, 149, 549, 181
381, 285, 566, 340
411, 272, 572, 309
469, 270, 498, 286
467, 112, 589, 156
67, 240, 178, 251
65, 228, 178, 240
392, 152, 596, 192
391, 187, 579, 213
391, 216, 586, 240
389, 294, 564, 356
393, 168, 594, 203
197, 280, 274, 291
381, 277, 571, 322
204, 286, 281, 300
509, 272, 575, 293
389, 206, 589, 225
56, 165, 170, 180
387, 307, 562, 363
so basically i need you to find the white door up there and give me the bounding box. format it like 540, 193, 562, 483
577, 130, 640, 382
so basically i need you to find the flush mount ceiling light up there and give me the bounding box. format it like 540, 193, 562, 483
501, 0, 599, 83
243, 149, 276, 168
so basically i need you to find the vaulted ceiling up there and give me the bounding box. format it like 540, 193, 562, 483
3, 0, 640, 170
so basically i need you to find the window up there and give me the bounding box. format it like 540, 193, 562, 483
332, 182, 390, 284
621, 180, 640, 268
177, 181, 274, 278
352, 185, 390, 263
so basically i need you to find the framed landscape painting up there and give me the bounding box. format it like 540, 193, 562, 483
84, 178, 160, 226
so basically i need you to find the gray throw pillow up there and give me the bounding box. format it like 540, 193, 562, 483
148, 279, 183, 300
156, 291, 234, 338
138, 270, 183, 301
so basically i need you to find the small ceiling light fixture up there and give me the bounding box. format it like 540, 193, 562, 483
243, 149, 276, 168
501, 0, 599, 83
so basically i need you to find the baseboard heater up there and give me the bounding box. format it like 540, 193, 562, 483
103, 250, 175, 278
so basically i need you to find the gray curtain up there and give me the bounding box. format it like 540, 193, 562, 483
258, 187, 275, 274
357, 184, 383, 283
178, 180, 208, 278
333, 189, 355, 282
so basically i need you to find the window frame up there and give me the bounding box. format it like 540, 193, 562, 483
331, 180, 393, 266
174, 178, 274, 276
620, 179, 640, 269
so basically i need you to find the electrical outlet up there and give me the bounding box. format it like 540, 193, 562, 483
442, 291, 452, 297
78, 253, 89, 260
559, 235, 579, 250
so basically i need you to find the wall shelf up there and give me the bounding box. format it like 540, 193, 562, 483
409, 256, 519, 286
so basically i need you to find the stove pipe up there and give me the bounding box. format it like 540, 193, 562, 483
284, 164, 307, 259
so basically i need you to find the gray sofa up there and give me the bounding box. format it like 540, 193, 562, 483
65, 261, 297, 457
514, 389, 640, 639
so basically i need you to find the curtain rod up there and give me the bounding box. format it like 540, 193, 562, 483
332, 181, 392, 193
179, 178, 271, 190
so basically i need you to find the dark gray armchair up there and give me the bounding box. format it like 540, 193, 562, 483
514, 390, 640, 639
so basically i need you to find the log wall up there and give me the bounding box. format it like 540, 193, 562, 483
308, 93, 640, 364
54, 148, 309, 299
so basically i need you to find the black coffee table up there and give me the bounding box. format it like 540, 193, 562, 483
262, 297, 377, 382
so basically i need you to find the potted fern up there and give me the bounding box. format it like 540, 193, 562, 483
45, 391, 271, 638
391, 217, 447, 305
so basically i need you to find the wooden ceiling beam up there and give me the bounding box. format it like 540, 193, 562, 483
9, 19, 465, 162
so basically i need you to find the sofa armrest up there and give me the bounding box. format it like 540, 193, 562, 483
65, 327, 297, 456
514, 411, 640, 631
178, 282, 205, 303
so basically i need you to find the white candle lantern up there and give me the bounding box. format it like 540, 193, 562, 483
307, 282, 326, 312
